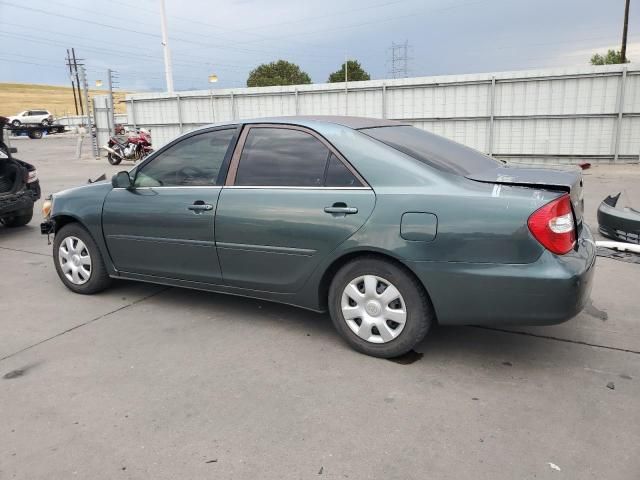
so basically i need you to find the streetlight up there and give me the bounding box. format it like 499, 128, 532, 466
208, 74, 218, 83
95, 80, 103, 87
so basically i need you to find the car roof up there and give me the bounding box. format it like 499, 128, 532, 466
198, 116, 409, 131
243, 116, 409, 130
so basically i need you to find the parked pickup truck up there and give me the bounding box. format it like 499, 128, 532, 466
0, 117, 40, 227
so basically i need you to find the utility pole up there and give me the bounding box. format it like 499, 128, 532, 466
159, 0, 174, 94
72, 48, 84, 117
621, 0, 630, 63
65, 49, 79, 115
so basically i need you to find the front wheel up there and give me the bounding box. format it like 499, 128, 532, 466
53, 223, 112, 294
328, 257, 433, 358
107, 152, 122, 165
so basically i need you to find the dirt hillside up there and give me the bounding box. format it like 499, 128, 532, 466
0, 83, 128, 117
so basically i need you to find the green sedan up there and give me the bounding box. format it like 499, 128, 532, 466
41, 116, 596, 358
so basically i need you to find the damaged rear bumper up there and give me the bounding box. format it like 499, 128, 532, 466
0, 188, 39, 216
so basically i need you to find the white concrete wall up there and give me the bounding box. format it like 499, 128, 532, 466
100, 65, 640, 164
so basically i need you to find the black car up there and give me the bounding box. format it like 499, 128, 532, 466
0, 117, 40, 227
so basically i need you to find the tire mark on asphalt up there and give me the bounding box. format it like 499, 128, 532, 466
0, 246, 50, 257
0, 287, 170, 363
473, 326, 640, 355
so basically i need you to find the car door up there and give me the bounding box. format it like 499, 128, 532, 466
215, 124, 376, 293
102, 127, 238, 283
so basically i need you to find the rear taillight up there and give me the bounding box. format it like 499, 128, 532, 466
26, 170, 38, 183
527, 194, 576, 255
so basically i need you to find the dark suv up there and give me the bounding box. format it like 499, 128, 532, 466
0, 117, 40, 227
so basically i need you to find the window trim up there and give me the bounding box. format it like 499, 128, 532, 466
224, 124, 369, 188
132, 125, 240, 189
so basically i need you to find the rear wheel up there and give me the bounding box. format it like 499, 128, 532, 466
28, 130, 43, 139
328, 257, 433, 358
107, 152, 122, 165
53, 223, 112, 294
1, 208, 33, 227
41, 119, 50, 126
11, 119, 21, 127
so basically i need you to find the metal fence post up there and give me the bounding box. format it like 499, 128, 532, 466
294, 88, 299, 115
381, 84, 387, 119
231, 92, 237, 120
130, 99, 137, 129
176, 94, 183, 133
488, 76, 496, 156
613, 67, 628, 162
209, 91, 216, 123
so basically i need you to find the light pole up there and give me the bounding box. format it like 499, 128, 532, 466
159, 0, 174, 94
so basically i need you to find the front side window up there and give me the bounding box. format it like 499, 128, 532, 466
235, 128, 330, 187
134, 129, 235, 187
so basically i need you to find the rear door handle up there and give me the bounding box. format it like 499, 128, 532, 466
188, 203, 213, 212
324, 206, 358, 215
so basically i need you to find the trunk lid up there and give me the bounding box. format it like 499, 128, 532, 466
466, 165, 584, 225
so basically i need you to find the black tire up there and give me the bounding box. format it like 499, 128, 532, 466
11, 119, 21, 127
53, 223, 112, 294
107, 152, 122, 165
41, 119, 50, 126
28, 130, 43, 139
1, 208, 33, 227
328, 256, 433, 358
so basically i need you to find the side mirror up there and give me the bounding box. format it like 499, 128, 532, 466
9, 147, 17, 154
112, 171, 132, 189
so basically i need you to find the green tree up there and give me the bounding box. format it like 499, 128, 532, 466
246, 60, 312, 87
590, 49, 630, 65
327, 60, 371, 83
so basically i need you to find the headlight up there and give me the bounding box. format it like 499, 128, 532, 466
42, 196, 53, 219
27, 170, 38, 183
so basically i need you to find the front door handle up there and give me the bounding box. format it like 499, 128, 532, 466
324, 205, 358, 215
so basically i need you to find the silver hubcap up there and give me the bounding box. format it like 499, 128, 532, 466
341, 275, 407, 344
58, 236, 92, 285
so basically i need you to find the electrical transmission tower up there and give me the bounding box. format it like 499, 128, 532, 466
389, 41, 411, 79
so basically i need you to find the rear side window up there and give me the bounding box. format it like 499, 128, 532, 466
360, 125, 501, 175
325, 154, 359, 187
236, 128, 330, 187
134, 129, 234, 187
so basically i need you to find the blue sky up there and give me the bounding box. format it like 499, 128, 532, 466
0, 0, 637, 91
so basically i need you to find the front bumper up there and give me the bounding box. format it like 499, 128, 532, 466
41, 219, 54, 234
409, 225, 597, 326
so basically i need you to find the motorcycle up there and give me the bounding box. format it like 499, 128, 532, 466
103, 129, 153, 165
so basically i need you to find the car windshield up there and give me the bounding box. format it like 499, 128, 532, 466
360, 125, 501, 176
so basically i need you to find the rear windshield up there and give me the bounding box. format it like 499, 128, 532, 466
360, 125, 501, 176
